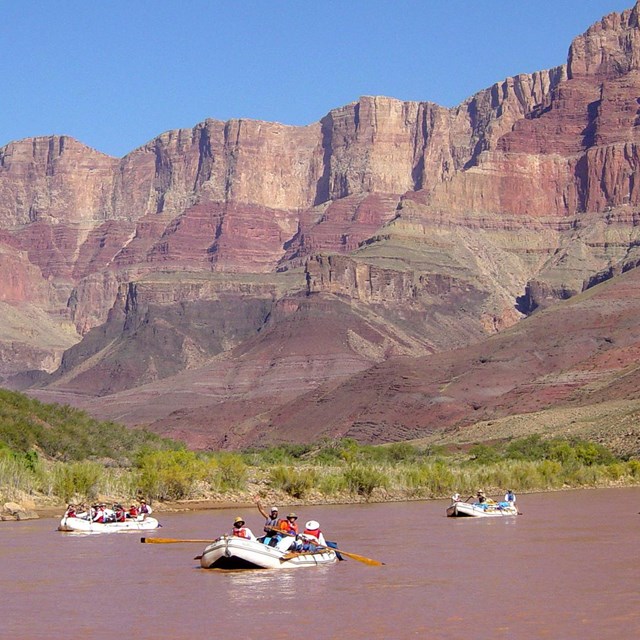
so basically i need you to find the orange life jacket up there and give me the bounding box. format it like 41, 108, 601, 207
233, 527, 251, 539
278, 519, 298, 535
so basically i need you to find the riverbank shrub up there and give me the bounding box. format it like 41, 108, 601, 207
0, 450, 39, 499
402, 461, 456, 497
627, 459, 640, 478
51, 461, 103, 503
213, 453, 248, 491
135, 450, 208, 500
269, 466, 318, 498
343, 464, 389, 499
317, 471, 348, 495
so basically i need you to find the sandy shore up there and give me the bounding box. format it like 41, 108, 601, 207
8, 480, 640, 522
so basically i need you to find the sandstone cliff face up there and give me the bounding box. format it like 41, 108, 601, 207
0, 136, 117, 227
6, 3, 640, 448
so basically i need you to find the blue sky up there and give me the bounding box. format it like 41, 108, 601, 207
0, 1, 633, 157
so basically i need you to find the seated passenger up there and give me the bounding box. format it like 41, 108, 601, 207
278, 512, 299, 535
127, 504, 139, 518
299, 520, 326, 551
231, 516, 256, 541
138, 500, 152, 517
103, 504, 116, 522
92, 504, 106, 523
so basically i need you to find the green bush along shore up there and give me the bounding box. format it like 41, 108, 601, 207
1, 386, 639, 511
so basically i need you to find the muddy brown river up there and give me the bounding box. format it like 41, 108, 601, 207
2, 486, 639, 639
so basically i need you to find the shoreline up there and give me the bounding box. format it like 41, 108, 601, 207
12, 481, 640, 521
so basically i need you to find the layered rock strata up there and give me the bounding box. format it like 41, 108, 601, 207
5, 3, 640, 448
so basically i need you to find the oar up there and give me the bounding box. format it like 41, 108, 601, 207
323, 545, 384, 566
140, 536, 214, 544
265, 526, 295, 536
281, 550, 321, 560
284, 544, 384, 566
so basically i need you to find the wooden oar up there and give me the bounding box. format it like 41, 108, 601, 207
265, 526, 295, 536
140, 536, 214, 544
281, 550, 322, 560
284, 544, 384, 566
323, 545, 384, 566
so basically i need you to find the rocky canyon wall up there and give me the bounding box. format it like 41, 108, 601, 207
4, 2, 640, 404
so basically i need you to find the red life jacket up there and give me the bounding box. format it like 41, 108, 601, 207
129, 507, 138, 517
304, 527, 321, 539
233, 527, 251, 539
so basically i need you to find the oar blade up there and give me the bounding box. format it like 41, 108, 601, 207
337, 549, 384, 566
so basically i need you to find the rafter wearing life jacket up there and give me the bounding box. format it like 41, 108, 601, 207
231, 516, 256, 540
278, 513, 299, 535
301, 520, 326, 547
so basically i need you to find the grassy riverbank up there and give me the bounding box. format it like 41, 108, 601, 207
3, 432, 640, 516
2, 389, 640, 516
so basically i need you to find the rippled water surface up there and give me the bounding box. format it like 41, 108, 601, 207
2, 487, 639, 639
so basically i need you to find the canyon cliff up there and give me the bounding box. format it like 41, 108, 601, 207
4, 3, 640, 453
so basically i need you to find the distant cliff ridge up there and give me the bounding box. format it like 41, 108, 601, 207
4, 3, 640, 451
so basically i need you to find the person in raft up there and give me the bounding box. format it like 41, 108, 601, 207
504, 489, 517, 505
231, 516, 256, 540
64, 504, 77, 519
256, 500, 279, 534
138, 500, 153, 518
278, 512, 299, 535
298, 520, 327, 551
113, 504, 126, 522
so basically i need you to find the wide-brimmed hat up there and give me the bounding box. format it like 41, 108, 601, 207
287, 512, 298, 519
234, 516, 245, 525
305, 520, 319, 530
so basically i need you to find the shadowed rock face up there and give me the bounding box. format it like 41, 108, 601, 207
7, 3, 640, 451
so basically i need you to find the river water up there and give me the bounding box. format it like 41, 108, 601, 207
2, 487, 639, 639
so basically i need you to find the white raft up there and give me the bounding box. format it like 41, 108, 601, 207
446, 500, 519, 518
200, 535, 338, 570
58, 515, 160, 533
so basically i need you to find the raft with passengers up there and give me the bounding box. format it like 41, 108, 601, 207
58, 500, 160, 533
446, 490, 519, 518
141, 503, 383, 569
199, 514, 338, 570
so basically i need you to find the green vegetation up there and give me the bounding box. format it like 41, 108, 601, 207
0, 388, 175, 462
1, 388, 639, 508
